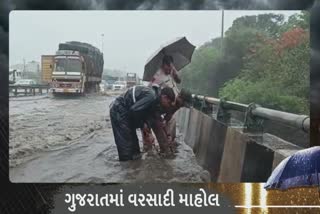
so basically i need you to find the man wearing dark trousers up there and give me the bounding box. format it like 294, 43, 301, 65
109, 86, 175, 161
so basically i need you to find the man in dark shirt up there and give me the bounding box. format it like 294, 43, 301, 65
109, 86, 175, 161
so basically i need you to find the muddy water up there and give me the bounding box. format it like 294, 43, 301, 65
9, 95, 210, 183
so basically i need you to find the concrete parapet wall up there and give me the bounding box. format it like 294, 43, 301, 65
175, 108, 303, 183
194, 113, 228, 182
260, 134, 301, 171
175, 107, 190, 139
218, 127, 249, 182
184, 108, 202, 149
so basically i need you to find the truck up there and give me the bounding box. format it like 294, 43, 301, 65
41, 41, 104, 95
126, 73, 139, 88
41, 55, 55, 84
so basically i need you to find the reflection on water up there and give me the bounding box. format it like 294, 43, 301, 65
210, 183, 320, 214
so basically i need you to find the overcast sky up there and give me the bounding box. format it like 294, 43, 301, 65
10, 10, 299, 77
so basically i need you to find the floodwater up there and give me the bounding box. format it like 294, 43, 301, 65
9, 94, 210, 183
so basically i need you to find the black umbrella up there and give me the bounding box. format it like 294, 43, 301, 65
143, 37, 195, 81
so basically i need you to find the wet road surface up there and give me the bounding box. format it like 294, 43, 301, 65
9, 94, 210, 183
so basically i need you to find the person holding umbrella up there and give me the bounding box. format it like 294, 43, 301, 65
150, 55, 181, 94
142, 55, 192, 155
109, 85, 176, 161
142, 37, 195, 155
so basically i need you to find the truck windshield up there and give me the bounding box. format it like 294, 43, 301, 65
54, 58, 82, 72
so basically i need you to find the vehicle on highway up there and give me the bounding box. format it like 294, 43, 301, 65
126, 73, 139, 88
42, 41, 104, 95
106, 80, 114, 89
14, 79, 37, 86
99, 80, 109, 92
112, 81, 127, 91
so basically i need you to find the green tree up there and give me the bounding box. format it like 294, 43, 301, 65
220, 27, 309, 114
180, 11, 309, 114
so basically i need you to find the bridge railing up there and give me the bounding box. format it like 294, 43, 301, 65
9, 84, 50, 96
177, 95, 307, 182
9, 84, 50, 88
191, 94, 310, 133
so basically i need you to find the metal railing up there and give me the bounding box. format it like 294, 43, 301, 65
192, 94, 310, 133
9, 84, 50, 96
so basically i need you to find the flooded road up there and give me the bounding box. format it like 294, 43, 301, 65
9, 94, 210, 183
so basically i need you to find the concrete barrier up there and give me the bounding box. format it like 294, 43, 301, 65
184, 108, 203, 149
176, 108, 304, 183
194, 113, 228, 181
240, 139, 274, 182
181, 108, 190, 138
176, 109, 182, 131
219, 129, 284, 182
218, 128, 249, 182
260, 134, 302, 170
177, 107, 190, 137
218, 129, 303, 182
176, 108, 186, 137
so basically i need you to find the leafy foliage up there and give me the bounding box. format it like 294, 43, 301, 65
180, 12, 309, 114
